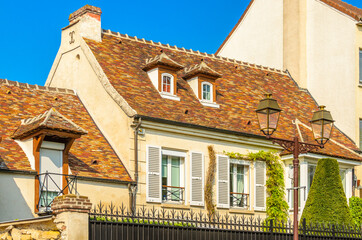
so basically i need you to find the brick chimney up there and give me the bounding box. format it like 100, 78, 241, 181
68, 5, 102, 42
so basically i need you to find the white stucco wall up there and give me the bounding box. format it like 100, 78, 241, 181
217, 0, 284, 69
0, 173, 35, 222
306, 0, 357, 140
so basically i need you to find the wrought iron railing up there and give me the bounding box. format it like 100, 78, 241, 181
230, 192, 249, 208
89, 202, 362, 240
37, 172, 78, 213
162, 185, 184, 202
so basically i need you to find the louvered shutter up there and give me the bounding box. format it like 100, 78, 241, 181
217, 155, 230, 208
146, 146, 161, 203
190, 152, 204, 206
254, 161, 266, 210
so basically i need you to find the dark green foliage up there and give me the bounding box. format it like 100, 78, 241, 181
349, 197, 362, 226
301, 158, 353, 225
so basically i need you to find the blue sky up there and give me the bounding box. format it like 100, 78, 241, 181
1, 0, 362, 85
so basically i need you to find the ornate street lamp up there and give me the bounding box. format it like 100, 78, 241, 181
255, 94, 334, 240
256, 93, 282, 137
310, 106, 334, 146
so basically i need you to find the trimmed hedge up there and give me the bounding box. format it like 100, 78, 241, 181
301, 158, 352, 225
349, 197, 362, 226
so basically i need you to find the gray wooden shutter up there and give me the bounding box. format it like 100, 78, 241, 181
217, 155, 229, 208
146, 146, 161, 203
190, 152, 204, 206
254, 161, 266, 210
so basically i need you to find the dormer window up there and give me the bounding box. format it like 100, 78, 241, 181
12, 108, 87, 213
143, 51, 184, 101
202, 82, 212, 102
183, 60, 221, 108
162, 73, 174, 94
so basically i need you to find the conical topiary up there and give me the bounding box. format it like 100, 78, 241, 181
301, 158, 352, 225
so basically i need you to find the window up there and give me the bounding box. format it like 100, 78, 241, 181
162, 153, 184, 202
359, 50, 362, 84
307, 164, 317, 192
230, 162, 249, 208
161, 73, 173, 94
201, 82, 212, 101
340, 169, 346, 193
39, 141, 64, 211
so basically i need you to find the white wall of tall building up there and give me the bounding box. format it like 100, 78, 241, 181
217, 0, 284, 69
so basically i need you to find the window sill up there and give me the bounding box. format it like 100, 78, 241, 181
160, 93, 180, 101
358, 84, 362, 88
161, 203, 190, 210
229, 208, 254, 215
200, 100, 220, 108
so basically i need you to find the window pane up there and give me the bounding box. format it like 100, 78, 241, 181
340, 169, 346, 193
308, 165, 316, 191
230, 165, 234, 193
162, 75, 171, 93
171, 157, 180, 187
236, 165, 244, 193
202, 84, 211, 100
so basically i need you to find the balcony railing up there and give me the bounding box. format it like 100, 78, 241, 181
37, 172, 78, 213
162, 185, 184, 202
230, 192, 249, 208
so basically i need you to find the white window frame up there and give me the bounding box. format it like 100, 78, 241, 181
201, 81, 213, 102
161, 73, 174, 95
229, 159, 250, 209
161, 149, 186, 204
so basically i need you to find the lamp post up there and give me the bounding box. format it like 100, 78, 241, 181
255, 94, 334, 240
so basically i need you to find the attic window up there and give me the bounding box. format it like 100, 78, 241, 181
202, 82, 212, 102
162, 73, 173, 94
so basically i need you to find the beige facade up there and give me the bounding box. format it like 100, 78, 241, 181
0, 172, 129, 222
217, 0, 362, 196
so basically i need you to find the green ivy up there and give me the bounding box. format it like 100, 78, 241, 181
349, 197, 362, 226
225, 150, 289, 222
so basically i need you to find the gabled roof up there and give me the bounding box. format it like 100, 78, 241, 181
83, 30, 362, 161
0, 79, 132, 182
12, 108, 87, 139
183, 61, 222, 80
216, 0, 362, 55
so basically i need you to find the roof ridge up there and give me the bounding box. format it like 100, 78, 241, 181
101, 29, 287, 75
0, 79, 76, 95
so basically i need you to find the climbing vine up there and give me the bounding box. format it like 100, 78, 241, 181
205, 145, 216, 216
225, 150, 289, 222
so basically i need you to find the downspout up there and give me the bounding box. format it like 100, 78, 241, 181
131, 117, 141, 214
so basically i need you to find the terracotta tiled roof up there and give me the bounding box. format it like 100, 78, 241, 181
0, 79, 132, 182
320, 0, 362, 21
183, 61, 222, 80
83, 31, 362, 161
216, 0, 362, 55
12, 108, 87, 139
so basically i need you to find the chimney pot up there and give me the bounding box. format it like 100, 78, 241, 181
69, 5, 102, 23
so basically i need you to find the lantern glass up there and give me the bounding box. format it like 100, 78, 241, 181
310, 106, 334, 146
256, 94, 281, 137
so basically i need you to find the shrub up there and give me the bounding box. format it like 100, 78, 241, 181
301, 158, 353, 225
349, 197, 362, 226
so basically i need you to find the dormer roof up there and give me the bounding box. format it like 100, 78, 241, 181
12, 108, 88, 140
143, 52, 184, 71
183, 61, 222, 80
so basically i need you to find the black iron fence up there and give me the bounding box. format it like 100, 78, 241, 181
89, 202, 362, 240
37, 172, 78, 213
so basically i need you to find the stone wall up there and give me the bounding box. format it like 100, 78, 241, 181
0, 194, 91, 240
